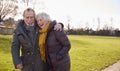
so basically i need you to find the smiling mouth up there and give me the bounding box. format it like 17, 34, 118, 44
39, 24, 44, 27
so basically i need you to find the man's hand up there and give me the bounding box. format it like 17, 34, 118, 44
54, 23, 62, 31
16, 63, 23, 70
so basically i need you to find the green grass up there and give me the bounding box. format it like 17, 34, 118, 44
0, 35, 120, 71
0, 35, 19, 71
69, 35, 120, 71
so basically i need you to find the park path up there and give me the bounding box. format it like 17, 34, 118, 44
101, 60, 120, 71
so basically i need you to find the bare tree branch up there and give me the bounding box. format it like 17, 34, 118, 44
0, 0, 18, 22
22, 0, 29, 6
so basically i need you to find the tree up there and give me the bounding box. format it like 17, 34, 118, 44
0, 0, 18, 22
21, 0, 36, 7
4, 17, 15, 27
67, 16, 71, 31
22, 0, 29, 6
97, 17, 100, 31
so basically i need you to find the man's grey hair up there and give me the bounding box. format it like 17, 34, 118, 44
23, 8, 36, 17
36, 12, 51, 21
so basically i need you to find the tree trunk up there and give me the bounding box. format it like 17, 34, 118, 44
0, 16, 3, 22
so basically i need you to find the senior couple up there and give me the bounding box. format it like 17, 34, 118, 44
11, 8, 71, 71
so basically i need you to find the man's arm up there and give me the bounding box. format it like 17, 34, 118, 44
54, 22, 64, 31
11, 30, 22, 69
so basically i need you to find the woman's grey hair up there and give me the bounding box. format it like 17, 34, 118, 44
36, 12, 51, 21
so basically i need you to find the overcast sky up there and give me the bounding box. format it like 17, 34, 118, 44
15, 0, 120, 30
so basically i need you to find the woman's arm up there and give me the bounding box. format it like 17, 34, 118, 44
54, 30, 71, 58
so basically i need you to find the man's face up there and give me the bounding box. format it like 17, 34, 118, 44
23, 11, 35, 25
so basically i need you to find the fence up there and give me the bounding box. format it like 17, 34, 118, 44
0, 26, 14, 35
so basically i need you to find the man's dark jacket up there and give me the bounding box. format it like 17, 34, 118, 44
11, 20, 47, 71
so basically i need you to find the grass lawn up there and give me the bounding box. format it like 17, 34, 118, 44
0, 34, 120, 71
0, 35, 19, 71
69, 35, 120, 71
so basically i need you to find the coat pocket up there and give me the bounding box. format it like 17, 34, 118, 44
49, 53, 57, 67
21, 53, 33, 65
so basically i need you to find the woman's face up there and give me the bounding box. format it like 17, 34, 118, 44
36, 16, 45, 28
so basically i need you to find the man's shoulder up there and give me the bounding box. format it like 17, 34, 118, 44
14, 20, 24, 33
16, 19, 24, 26
15, 20, 25, 30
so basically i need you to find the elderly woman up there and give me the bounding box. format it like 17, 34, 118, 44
36, 12, 71, 71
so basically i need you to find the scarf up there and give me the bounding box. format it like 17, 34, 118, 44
39, 21, 51, 62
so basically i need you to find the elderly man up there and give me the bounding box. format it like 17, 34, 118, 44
11, 8, 63, 71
